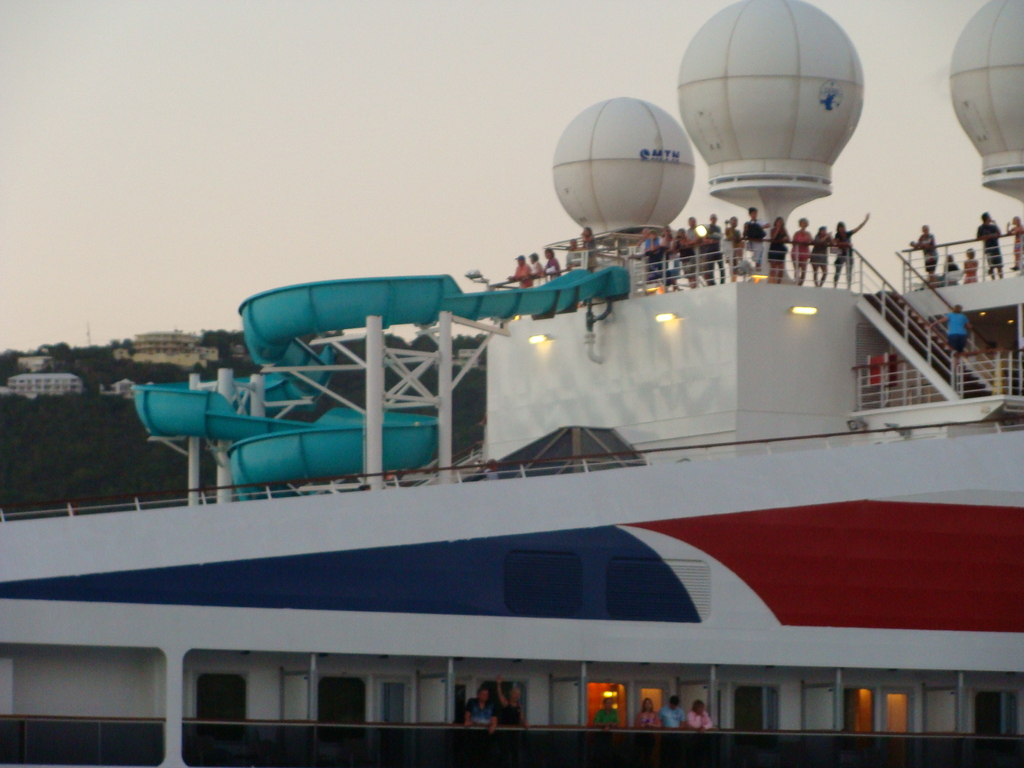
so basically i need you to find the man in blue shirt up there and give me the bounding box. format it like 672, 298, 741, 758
931, 304, 972, 353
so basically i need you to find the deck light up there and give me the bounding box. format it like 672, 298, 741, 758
529, 334, 551, 344
695, 225, 708, 237
790, 306, 818, 315
656, 313, 678, 322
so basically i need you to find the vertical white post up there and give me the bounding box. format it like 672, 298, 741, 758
308, 653, 318, 721
216, 368, 234, 504
187, 374, 201, 507
579, 661, 588, 726
1017, 303, 1022, 352
438, 311, 453, 484
709, 664, 718, 725
956, 671, 965, 733
834, 668, 843, 731
162, 648, 184, 768
250, 373, 265, 418
444, 658, 455, 724
365, 316, 384, 490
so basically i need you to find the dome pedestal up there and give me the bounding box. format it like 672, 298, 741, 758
982, 163, 1024, 206
708, 172, 831, 224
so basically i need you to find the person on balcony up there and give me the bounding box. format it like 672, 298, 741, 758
580, 227, 598, 271
791, 219, 813, 285
767, 217, 789, 284
509, 255, 533, 288
725, 217, 742, 281
701, 214, 725, 285
977, 213, 1003, 279
943, 254, 961, 286
810, 226, 832, 287
543, 248, 562, 280
1009, 216, 1023, 272
963, 249, 979, 284
930, 304, 972, 354
742, 208, 767, 270
528, 253, 544, 284
684, 218, 703, 288
911, 225, 938, 275
833, 214, 870, 287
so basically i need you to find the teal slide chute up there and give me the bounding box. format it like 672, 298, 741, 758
134, 267, 629, 487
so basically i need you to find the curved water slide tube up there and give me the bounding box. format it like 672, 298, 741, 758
134, 267, 629, 488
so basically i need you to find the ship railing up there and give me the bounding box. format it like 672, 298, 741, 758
0, 713, 164, 765
627, 242, 861, 296
955, 348, 1024, 398
901, 232, 1022, 293
176, 719, 1023, 768
853, 356, 946, 410
3, 420, 1022, 523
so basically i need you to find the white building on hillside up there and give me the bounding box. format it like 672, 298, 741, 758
6, 373, 84, 397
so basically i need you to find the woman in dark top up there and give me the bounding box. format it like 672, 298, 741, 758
833, 214, 870, 287
811, 226, 832, 287
767, 217, 789, 284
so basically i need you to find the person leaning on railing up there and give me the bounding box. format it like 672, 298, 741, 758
1008, 215, 1023, 272
910, 225, 938, 275
810, 226, 832, 287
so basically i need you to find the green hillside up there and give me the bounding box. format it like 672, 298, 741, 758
0, 332, 486, 508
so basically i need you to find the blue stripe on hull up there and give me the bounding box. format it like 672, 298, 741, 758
0, 526, 700, 623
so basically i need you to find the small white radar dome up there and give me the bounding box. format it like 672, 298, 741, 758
950, 0, 1024, 204
553, 98, 695, 232
677, 0, 863, 222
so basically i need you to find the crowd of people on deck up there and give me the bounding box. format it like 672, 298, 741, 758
505, 210, 1023, 291
461, 681, 714, 767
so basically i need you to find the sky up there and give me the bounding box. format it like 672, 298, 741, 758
1, 0, 1019, 352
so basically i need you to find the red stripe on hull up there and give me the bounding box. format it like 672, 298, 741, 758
634, 501, 1024, 633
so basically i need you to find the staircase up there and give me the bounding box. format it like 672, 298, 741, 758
853, 253, 991, 402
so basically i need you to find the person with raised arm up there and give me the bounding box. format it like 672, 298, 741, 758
833, 213, 869, 287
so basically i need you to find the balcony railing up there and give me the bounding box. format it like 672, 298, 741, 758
2, 421, 1022, 523
0, 715, 163, 765
901, 232, 1022, 293
855, 351, 1024, 410
180, 720, 1024, 768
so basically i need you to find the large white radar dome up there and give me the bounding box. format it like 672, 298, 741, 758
553, 98, 695, 232
950, 0, 1024, 204
677, 0, 863, 221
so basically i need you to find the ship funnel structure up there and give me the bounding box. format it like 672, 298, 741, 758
677, 0, 864, 223
950, 0, 1024, 205
553, 97, 695, 232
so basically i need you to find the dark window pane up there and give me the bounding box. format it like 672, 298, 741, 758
504, 551, 582, 617
606, 558, 701, 622
734, 686, 764, 731
319, 677, 366, 724
196, 673, 246, 742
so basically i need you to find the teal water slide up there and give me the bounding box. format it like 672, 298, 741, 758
134, 267, 629, 488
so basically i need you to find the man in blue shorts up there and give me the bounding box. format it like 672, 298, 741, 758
931, 304, 972, 353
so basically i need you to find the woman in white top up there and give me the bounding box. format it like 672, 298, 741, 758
528, 253, 545, 284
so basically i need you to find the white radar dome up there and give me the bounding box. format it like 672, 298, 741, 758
677, 0, 863, 222
950, 0, 1024, 204
553, 98, 695, 232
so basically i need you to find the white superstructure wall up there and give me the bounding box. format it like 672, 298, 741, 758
486, 283, 859, 458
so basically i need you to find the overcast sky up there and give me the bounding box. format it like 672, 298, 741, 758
1, 0, 1018, 351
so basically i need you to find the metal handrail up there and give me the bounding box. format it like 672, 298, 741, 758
3, 419, 1021, 520
900, 231, 1017, 253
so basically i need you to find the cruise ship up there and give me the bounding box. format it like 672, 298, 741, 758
1, 1, 1023, 766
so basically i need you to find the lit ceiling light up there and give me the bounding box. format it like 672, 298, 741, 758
603, 691, 616, 698
529, 334, 551, 344
1010, 319, 1016, 324
655, 313, 678, 322
790, 306, 818, 315
979, 312, 987, 316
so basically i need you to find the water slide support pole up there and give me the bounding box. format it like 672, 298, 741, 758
365, 316, 384, 490
438, 311, 453, 483
250, 373, 265, 418
216, 367, 234, 504
187, 373, 201, 506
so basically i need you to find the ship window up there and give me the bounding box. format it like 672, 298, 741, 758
195, 673, 246, 742
606, 558, 708, 622
734, 686, 779, 731
975, 691, 1018, 735
504, 551, 582, 618
319, 677, 366, 723
380, 682, 406, 723
844, 688, 874, 733
196, 673, 246, 721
